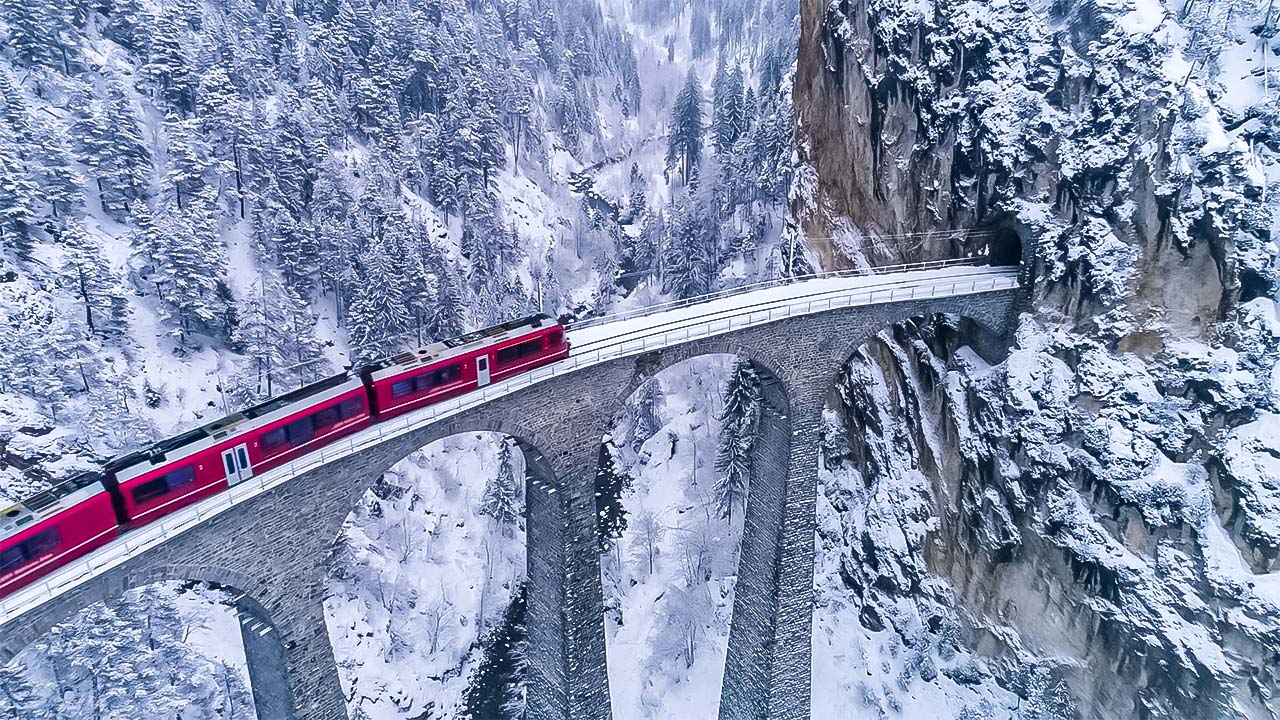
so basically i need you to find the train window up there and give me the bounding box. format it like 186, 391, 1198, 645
0, 546, 26, 573
164, 466, 196, 491
414, 374, 435, 392
261, 428, 287, 451
236, 448, 249, 471
224, 454, 236, 476
425, 364, 460, 386
340, 398, 363, 418
132, 478, 169, 504
550, 330, 563, 346
25, 528, 59, 557
391, 380, 414, 398
496, 339, 544, 367
287, 418, 314, 445
313, 406, 341, 429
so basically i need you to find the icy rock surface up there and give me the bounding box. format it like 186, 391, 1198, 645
801, 0, 1280, 717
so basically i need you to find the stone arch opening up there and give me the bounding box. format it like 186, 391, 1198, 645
0, 577, 277, 719
596, 345, 792, 720
322, 426, 562, 720
811, 311, 1023, 718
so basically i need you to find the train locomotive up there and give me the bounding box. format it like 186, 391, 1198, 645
0, 314, 569, 599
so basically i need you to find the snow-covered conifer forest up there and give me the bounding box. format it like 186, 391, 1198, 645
0, 0, 1278, 716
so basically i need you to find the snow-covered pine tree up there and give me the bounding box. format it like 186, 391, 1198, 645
429, 261, 468, 341
57, 222, 129, 339
346, 238, 409, 363
29, 117, 84, 218
0, 135, 36, 253
144, 2, 198, 113
153, 206, 224, 350
667, 69, 705, 186
629, 378, 663, 453
0, 0, 56, 67
95, 81, 153, 217
0, 660, 54, 720
661, 192, 715, 299
714, 358, 761, 522
0, 70, 30, 142
233, 274, 291, 398
102, 0, 152, 52
480, 439, 521, 529
713, 64, 746, 155
164, 114, 222, 210
595, 439, 631, 551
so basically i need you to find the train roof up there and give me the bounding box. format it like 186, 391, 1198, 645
364, 313, 559, 380
105, 371, 363, 481
0, 471, 108, 544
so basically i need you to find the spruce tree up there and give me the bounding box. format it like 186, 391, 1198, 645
713, 65, 746, 154
164, 114, 221, 209
58, 222, 129, 339
0, 0, 54, 67
480, 439, 521, 528
595, 441, 631, 551
143, 2, 198, 112
661, 193, 714, 299
30, 118, 84, 218
0, 136, 36, 252
429, 262, 468, 340
153, 206, 224, 350
667, 69, 705, 185
0, 660, 54, 719
346, 238, 409, 363
714, 359, 762, 523
96, 82, 152, 217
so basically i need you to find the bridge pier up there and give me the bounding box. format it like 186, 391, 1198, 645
278, 597, 348, 720
719, 373, 819, 720
235, 593, 296, 719
522, 446, 612, 720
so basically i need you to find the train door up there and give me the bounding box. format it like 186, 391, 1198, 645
476, 356, 491, 387
221, 444, 254, 486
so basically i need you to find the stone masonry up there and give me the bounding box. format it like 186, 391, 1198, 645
0, 287, 1021, 720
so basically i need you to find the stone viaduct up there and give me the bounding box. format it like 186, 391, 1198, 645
0, 277, 1022, 720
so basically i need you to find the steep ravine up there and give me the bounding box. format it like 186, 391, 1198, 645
800, 0, 1280, 718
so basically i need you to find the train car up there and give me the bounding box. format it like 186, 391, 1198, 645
105, 372, 371, 527
366, 314, 569, 421
0, 473, 120, 598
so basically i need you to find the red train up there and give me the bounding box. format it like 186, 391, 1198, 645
0, 314, 569, 598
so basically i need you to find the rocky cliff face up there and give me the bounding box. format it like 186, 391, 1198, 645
798, 0, 1280, 718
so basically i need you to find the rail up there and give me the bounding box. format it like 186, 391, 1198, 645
0, 268, 1019, 624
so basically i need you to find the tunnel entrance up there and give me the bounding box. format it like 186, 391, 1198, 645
981, 224, 1024, 267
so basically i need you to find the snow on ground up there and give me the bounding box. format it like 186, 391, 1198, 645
324, 433, 526, 720
174, 586, 258, 719
602, 356, 741, 720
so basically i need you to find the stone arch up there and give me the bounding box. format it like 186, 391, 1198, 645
599, 340, 796, 720
612, 339, 792, 411
0, 563, 279, 661
322, 418, 573, 720
824, 306, 1016, 400
0, 566, 294, 718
